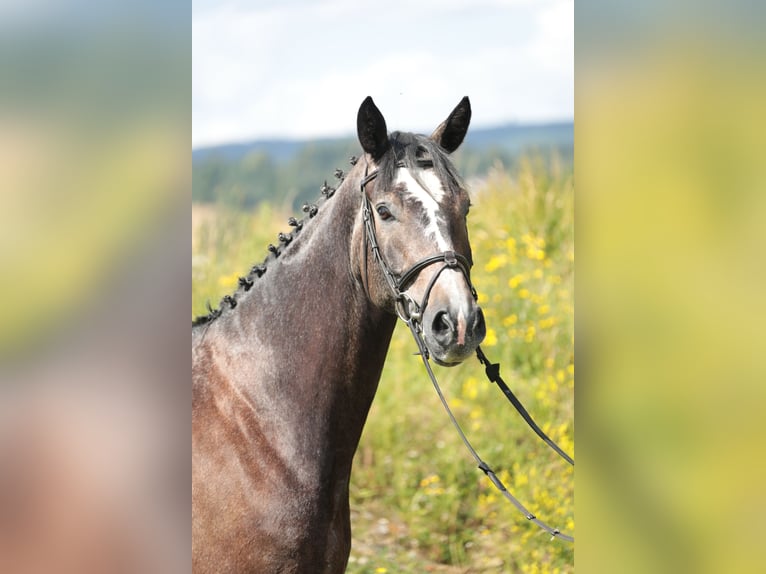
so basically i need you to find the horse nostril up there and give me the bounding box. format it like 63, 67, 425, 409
432, 310, 455, 344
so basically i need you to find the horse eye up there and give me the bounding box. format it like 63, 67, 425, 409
376, 204, 393, 221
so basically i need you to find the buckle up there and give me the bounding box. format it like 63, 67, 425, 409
444, 251, 458, 267
395, 293, 421, 324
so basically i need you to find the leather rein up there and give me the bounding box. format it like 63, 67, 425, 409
360, 162, 575, 543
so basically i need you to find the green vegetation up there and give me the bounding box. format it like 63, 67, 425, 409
192, 156, 574, 573
191, 123, 572, 211
192, 139, 360, 210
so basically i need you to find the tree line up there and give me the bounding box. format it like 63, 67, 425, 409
192, 136, 572, 211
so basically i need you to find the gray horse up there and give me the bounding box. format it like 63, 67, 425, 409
192, 96, 485, 573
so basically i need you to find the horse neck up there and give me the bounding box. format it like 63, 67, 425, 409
207, 169, 397, 480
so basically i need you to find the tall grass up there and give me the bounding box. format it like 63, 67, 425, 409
192, 202, 289, 319
191, 157, 574, 573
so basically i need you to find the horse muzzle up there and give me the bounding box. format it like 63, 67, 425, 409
422, 294, 486, 366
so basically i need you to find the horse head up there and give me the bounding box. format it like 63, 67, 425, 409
353, 96, 486, 366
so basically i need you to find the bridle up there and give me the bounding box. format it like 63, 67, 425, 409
359, 159, 575, 543
359, 161, 477, 360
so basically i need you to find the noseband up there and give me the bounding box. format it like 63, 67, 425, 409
360, 163, 478, 358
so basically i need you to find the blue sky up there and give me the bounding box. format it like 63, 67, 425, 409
193, 0, 572, 147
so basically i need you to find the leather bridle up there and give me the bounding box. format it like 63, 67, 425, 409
359, 162, 477, 360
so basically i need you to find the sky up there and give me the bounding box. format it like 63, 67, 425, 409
192, 0, 573, 148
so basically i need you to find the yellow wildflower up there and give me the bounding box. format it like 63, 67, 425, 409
462, 377, 479, 400
218, 272, 239, 288
539, 317, 556, 329
484, 254, 507, 272
508, 274, 524, 288
545, 357, 555, 369
484, 328, 498, 346
518, 288, 530, 299
420, 474, 440, 488
449, 397, 464, 409
479, 491, 497, 508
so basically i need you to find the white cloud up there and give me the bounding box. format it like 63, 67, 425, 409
192, 0, 573, 147
530, 0, 574, 73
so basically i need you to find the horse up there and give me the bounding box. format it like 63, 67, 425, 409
192, 96, 486, 573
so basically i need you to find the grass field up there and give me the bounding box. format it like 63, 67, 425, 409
192, 157, 574, 573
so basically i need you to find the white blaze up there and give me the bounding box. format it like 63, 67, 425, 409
394, 168, 475, 327
395, 168, 450, 251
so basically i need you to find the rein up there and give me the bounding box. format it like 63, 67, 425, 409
360, 165, 575, 543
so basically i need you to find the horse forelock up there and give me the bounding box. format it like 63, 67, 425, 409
375, 132, 464, 201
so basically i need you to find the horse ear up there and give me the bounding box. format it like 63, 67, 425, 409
357, 96, 390, 159
430, 96, 471, 153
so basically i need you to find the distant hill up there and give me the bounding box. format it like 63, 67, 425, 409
191, 121, 573, 210
193, 138, 330, 164
192, 121, 573, 164
463, 121, 573, 154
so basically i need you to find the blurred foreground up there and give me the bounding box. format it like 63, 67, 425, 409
577, 2, 766, 572
0, 3, 190, 572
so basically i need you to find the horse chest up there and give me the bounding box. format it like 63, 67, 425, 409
193, 374, 352, 573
